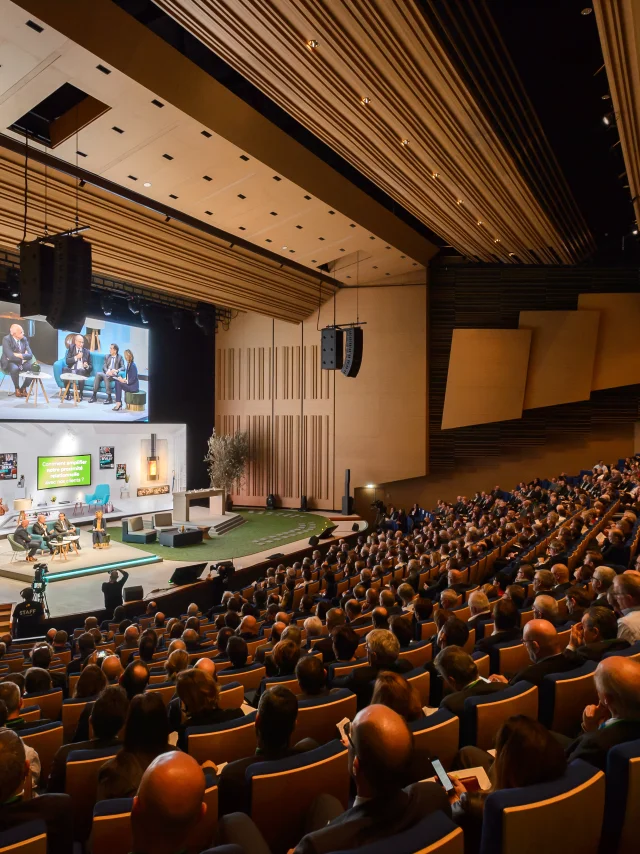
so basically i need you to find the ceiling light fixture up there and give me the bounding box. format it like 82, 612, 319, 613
307, 39, 319, 49
143, 182, 151, 187
602, 94, 611, 100
494, 238, 501, 243
360, 97, 371, 105
477, 220, 483, 226
581, 7, 593, 14
603, 115, 611, 126
431, 172, 439, 179
509, 252, 516, 257
128, 298, 140, 315
633, 229, 639, 236
282, 245, 288, 250
401, 138, 409, 146
456, 199, 463, 205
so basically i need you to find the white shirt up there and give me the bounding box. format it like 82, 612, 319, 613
617, 607, 640, 643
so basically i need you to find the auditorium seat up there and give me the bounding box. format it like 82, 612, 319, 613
603, 640, 640, 661
217, 682, 245, 709
247, 741, 349, 854
479, 760, 605, 854
264, 675, 301, 695
145, 681, 176, 707
405, 668, 431, 706
471, 653, 490, 678
327, 659, 369, 680
419, 620, 437, 640
462, 682, 538, 749
23, 689, 62, 721
62, 697, 94, 742
66, 745, 121, 840
489, 640, 531, 678
540, 661, 598, 734
0, 821, 47, 854
409, 709, 459, 771
294, 689, 357, 744
329, 810, 463, 854
602, 737, 640, 854
20, 722, 63, 781
398, 639, 433, 668
21, 705, 41, 724
217, 664, 266, 692
187, 712, 257, 765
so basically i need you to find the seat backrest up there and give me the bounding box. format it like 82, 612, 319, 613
217, 665, 266, 692
264, 676, 301, 695
24, 689, 63, 721
92, 798, 133, 854
21, 706, 41, 724
294, 690, 357, 745
491, 641, 531, 679
472, 654, 490, 679
145, 683, 176, 707
540, 662, 597, 734
464, 682, 538, 749
604, 737, 640, 854
66, 746, 120, 841
218, 682, 244, 709
21, 723, 63, 782
405, 668, 431, 706
62, 698, 93, 742
409, 710, 459, 772
0, 821, 48, 854
188, 711, 258, 765
328, 659, 369, 680
480, 759, 605, 854
398, 641, 432, 668
420, 621, 437, 641
249, 741, 349, 854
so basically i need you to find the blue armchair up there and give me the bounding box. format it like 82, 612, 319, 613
53, 351, 125, 393
85, 484, 110, 507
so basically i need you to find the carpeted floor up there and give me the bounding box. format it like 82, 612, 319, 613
106, 509, 332, 561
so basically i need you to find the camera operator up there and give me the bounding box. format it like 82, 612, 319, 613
12, 587, 44, 638
102, 569, 129, 616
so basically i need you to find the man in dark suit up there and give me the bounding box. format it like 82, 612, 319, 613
565, 656, 640, 770
30, 644, 66, 695
64, 333, 92, 399
488, 619, 578, 688
89, 342, 124, 404
332, 629, 412, 711
591, 566, 616, 608
13, 519, 38, 561
601, 529, 630, 569
48, 684, 128, 792
435, 646, 504, 717
0, 729, 73, 854
550, 563, 572, 599
52, 512, 81, 549
217, 686, 316, 816
0, 324, 33, 396
474, 598, 522, 654
467, 591, 492, 630
313, 609, 346, 664
564, 606, 630, 663
31, 514, 53, 554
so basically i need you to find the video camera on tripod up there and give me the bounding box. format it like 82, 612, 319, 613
32, 563, 50, 616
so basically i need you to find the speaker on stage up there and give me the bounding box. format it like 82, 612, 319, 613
319, 525, 338, 539
20, 241, 54, 317
321, 327, 344, 370
352, 523, 360, 532
342, 468, 353, 516
300, 495, 308, 512
266, 494, 276, 510
124, 585, 144, 602
168, 563, 208, 586
268, 552, 285, 559
47, 236, 91, 332
308, 535, 319, 546
341, 327, 363, 378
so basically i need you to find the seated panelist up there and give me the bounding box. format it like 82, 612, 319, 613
89, 343, 124, 405
13, 518, 38, 561
92, 509, 107, 547
64, 333, 93, 399
113, 349, 139, 412
53, 512, 81, 550
0, 323, 33, 397
31, 514, 54, 553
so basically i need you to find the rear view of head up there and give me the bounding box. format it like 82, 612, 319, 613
371, 671, 422, 722
493, 715, 566, 790
295, 655, 326, 696
90, 685, 129, 739
120, 661, 150, 699
256, 686, 298, 752
350, 704, 413, 798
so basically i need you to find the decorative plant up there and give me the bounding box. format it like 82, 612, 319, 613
204, 429, 250, 514
50, 495, 57, 503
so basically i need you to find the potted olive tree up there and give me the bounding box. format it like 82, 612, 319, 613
204, 429, 250, 514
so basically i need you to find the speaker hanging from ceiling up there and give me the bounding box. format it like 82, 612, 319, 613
47, 235, 91, 332
321, 327, 344, 370
341, 327, 363, 378
19, 240, 54, 317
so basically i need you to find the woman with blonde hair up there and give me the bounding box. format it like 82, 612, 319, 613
92, 508, 107, 548
113, 348, 139, 412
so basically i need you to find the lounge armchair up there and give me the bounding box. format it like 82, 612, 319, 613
122, 517, 156, 544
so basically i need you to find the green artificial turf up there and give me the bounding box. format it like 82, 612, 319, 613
107, 509, 332, 561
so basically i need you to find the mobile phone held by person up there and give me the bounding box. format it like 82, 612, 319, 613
431, 757, 454, 792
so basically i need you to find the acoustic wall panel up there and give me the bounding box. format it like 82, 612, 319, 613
519, 310, 601, 409
441, 329, 531, 430
578, 293, 640, 390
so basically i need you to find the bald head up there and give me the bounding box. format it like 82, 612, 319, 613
533, 594, 559, 622
551, 563, 570, 585
124, 625, 140, 643
523, 619, 561, 662
194, 657, 216, 678
595, 656, 640, 720
101, 655, 123, 682
239, 615, 257, 636
168, 639, 186, 654
351, 704, 413, 798
132, 753, 206, 854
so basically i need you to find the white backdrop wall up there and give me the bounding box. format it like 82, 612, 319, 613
0, 423, 186, 507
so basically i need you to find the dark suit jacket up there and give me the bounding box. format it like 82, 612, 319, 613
440, 680, 505, 717
100, 353, 124, 374
293, 784, 451, 854
510, 653, 579, 687
474, 627, 522, 655
551, 582, 572, 600
31, 521, 51, 540
601, 542, 630, 569
0, 793, 73, 854
48, 736, 121, 793
564, 638, 630, 664
13, 527, 33, 548
313, 636, 336, 664
332, 660, 413, 710
467, 612, 492, 631
1, 334, 32, 371
566, 719, 640, 770
64, 346, 92, 374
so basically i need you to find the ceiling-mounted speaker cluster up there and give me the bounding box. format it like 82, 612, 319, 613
341, 327, 363, 378
321, 327, 343, 370
19, 240, 54, 317
320, 326, 363, 377
47, 236, 91, 332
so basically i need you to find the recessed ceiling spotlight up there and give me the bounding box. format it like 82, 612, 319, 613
431, 172, 439, 179
307, 39, 319, 49
477, 220, 483, 226
456, 199, 463, 205
494, 238, 501, 243
581, 7, 593, 14
603, 115, 611, 125
282, 245, 288, 250
143, 182, 152, 187
633, 229, 639, 235
360, 97, 371, 106
401, 138, 409, 146
509, 252, 516, 257
602, 94, 611, 100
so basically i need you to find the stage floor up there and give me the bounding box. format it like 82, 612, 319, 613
0, 508, 364, 618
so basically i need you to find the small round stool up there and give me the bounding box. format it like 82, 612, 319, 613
125, 391, 147, 411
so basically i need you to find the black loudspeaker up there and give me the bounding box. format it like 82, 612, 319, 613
268, 552, 285, 559
299, 495, 308, 512
321, 327, 344, 370
319, 525, 338, 539
123, 585, 144, 602
266, 494, 276, 509
308, 535, 320, 546
47, 236, 91, 331
168, 562, 208, 586
352, 523, 360, 532
342, 468, 353, 515
20, 241, 54, 316
341, 327, 363, 378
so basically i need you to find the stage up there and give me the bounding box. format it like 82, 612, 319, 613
0, 508, 364, 618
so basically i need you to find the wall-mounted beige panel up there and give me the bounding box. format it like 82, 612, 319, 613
519, 310, 600, 410
441, 329, 531, 429
578, 293, 640, 390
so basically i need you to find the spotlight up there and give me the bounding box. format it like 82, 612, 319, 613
128, 298, 140, 315
164, 216, 171, 223
307, 39, 319, 49
401, 138, 409, 146
139, 305, 150, 324
101, 295, 113, 316
603, 115, 611, 125
360, 97, 371, 105
79, 180, 86, 188
633, 229, 639, 236
172, 310, 183, 330
195, 310, 211, 334
581, 7, 592, 14
143, 182, 152, 187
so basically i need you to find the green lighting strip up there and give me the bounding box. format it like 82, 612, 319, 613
47, 554, 161, 582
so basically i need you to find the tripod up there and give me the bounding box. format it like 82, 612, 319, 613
32, 586, 50, 618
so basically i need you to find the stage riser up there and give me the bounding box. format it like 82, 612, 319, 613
0, 555, 161, 585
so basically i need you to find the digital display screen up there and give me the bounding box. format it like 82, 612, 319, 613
37, 454, 91, 490
0, 302, 149, 421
